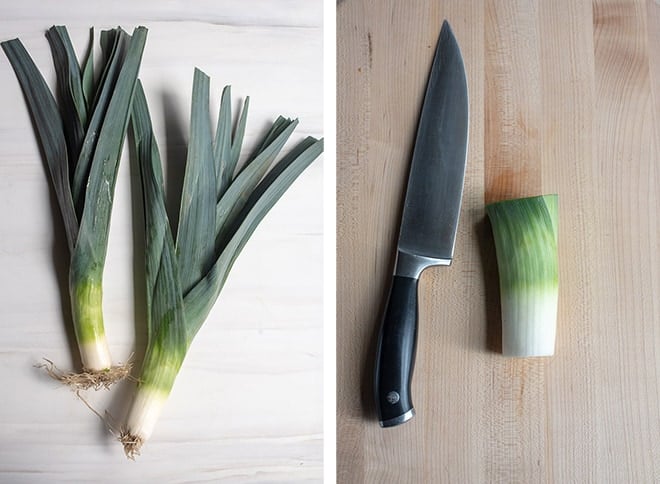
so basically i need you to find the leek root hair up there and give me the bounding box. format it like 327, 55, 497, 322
119, 430, 144, 460
37, 358, 134, 391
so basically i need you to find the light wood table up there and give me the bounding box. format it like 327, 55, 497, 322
0, 1, 323, 481
338, 0, 660, 482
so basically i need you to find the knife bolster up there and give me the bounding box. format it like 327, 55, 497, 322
395, 250, 451, 279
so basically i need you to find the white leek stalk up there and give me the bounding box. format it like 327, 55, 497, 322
2, 26, 148, 386
121, 72, 323, 458
486, 194, 559, 357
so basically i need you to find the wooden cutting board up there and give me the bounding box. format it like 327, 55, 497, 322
337, 0, 660, 482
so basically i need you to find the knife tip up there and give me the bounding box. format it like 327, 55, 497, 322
439, 19, 459, 50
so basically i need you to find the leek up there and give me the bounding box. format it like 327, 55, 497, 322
2, 26, 148, 386
486, 194, 559, 357
122, 71, 323, 458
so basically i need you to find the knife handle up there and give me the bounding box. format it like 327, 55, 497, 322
374, 274, 419, 427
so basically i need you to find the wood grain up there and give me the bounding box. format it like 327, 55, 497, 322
337, 0, 660, 482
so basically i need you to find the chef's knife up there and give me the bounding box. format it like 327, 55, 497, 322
374, 20, 469, 428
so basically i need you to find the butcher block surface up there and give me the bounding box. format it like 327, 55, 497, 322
337, 0, 660, 482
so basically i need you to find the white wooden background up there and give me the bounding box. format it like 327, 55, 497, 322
0, 1, 323, 482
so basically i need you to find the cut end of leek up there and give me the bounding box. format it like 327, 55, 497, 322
486, 194, 559, 358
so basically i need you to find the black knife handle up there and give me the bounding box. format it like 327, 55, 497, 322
374, 274, 419, 427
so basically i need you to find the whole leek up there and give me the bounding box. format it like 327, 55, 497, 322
486, 194, 559, 357
2, 26, 148, 386
122, 71, 323, 458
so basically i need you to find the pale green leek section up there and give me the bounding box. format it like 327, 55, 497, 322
70, 278, 104, 344
486, 194, 559, 357
138, 333, 186, 395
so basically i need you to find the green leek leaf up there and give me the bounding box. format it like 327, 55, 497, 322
184, 136, 323, 339
45, 26, 87, 169
214, 117, 297, 250
246, 115, 293, 164
131, 82, 187, 378
214, 85, 232, 197
81, 28, 95, 111
72, 28, 128, 215
71, 26, 147, 283
229, 96, 249, 183
1, 38, 79, 252
175, 68, 217, 296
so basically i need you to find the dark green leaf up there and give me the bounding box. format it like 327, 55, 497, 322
215, 117, 297, 248
184, 137, 323, 340
229, 96, 249, 183
1, 38, 79, 252
175, 69, 217, 295
72, 28, 128, 216
131, 81, 186, 347
214, 85, 232, 198
45, 26, 87, 176
71, 26, 147, 283
81, 28, 95, 111
245, 115, 292, 164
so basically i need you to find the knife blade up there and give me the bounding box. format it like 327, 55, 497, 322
374, 20, 469, 428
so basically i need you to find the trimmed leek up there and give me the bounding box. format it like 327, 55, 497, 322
122, 71, 323, 458
486, 194, 559, 357
2, 26, 148, 386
